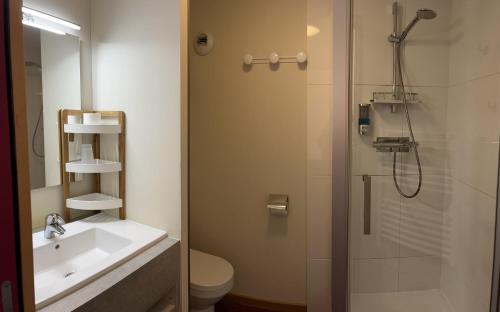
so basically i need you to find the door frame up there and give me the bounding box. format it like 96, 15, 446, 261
331, 0, 351, 310
0, 0, 22, 309
5, 0, 35, 310
490, 146, 500, 312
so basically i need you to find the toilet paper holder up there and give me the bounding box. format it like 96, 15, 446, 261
267, 194, 288, 216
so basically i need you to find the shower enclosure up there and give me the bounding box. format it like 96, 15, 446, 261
332, 0, 500, 311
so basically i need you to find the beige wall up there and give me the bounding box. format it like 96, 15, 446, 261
440, 0, 500, 310
189, 0, 307, 304
90, 0, 182, 239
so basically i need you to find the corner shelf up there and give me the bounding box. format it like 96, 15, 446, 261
59, 109, 126, 221
65, 159, 122, 173
66, 193, 123, 210
64, 123, 122, 134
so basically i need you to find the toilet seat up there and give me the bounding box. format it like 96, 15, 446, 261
190, 249, 234, 295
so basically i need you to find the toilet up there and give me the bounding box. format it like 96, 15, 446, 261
190, 249, 234, 312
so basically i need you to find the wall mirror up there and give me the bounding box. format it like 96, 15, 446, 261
22, 6, 82, 190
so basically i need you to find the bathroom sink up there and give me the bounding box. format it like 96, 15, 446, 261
34, 228, 132, 289
32, 213, 167, 309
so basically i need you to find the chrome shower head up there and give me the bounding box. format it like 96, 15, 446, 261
417, 9, 437, 20
394, 8, 437, 42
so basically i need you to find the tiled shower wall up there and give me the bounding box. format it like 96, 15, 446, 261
350, 1, 500, 311
440, 0, 500, 310
306, 0, 334, 311
350, 0, 451, 294
308, 0, 499, 310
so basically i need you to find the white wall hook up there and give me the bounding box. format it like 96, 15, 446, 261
243, 54, 253, 65
296, 52, 307, 64
269, 52, 280, 64
242, 51, 307, 66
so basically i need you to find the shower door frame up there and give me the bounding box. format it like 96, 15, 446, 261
491, 149, 500, 312
331, 0, 351, 310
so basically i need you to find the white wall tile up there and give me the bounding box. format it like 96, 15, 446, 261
401, 86, 448, 176
402, 0, 452, 87
307, 0, 334, 308
307, 176, 332, 259
352, 0, 402, 85
399, 175, 445, 257
448, 0, 500, 86
446, 75, 500, 197
307, 85, 332, 176
353, 0, 451, 87
352, 258, 399, 293
440, 179, 496, 312
439, 1, 500, 309
398, 256, 441, 291
350, 290, 455, 312
307, 259, 332, 312
307, 0, 333, 85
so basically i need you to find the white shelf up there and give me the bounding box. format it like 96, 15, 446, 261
65, 159, 122, 173
66, 193, 123, 210
64, 123, 122, 134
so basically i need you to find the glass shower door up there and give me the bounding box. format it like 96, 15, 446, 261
348, 0, 500, 311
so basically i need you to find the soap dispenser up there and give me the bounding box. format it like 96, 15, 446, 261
358, 103, 371, 136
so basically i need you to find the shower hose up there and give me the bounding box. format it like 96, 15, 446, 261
32, 106, 44, 158
392, 43, 423, 198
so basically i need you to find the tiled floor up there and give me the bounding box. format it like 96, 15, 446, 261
351, 289, 455, 312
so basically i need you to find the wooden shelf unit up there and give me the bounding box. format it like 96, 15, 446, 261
59, 109, 126, 221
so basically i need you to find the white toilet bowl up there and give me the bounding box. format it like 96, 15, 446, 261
190, 249, 234, 312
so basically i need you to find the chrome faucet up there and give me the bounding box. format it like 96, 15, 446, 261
44, 213, 66, 239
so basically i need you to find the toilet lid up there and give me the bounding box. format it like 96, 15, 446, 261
190, 249, 234, 291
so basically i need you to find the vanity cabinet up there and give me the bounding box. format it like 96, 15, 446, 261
38, 238, 180, 312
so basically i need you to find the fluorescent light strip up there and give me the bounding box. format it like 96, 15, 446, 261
22, 20, 66, 35
22, 7, 80, 31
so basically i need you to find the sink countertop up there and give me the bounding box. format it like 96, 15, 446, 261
33, 213, 169, 309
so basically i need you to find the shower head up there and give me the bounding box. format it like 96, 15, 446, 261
390, 8, 437, 43
417, 9, 437, 20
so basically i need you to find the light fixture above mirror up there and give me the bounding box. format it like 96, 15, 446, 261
22, 7, 81, 36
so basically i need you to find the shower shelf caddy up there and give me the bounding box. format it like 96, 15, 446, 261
59, 109, 126, 222
369, 91, 419, 106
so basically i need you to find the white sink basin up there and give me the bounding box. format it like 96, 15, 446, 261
34, 228, 132, 289
33, 213, 167, 309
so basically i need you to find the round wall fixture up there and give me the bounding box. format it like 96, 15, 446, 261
269, 52, 280, 64
243, 54, 253, 65
194, 32, 214, 56
296, 52, 307, 64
